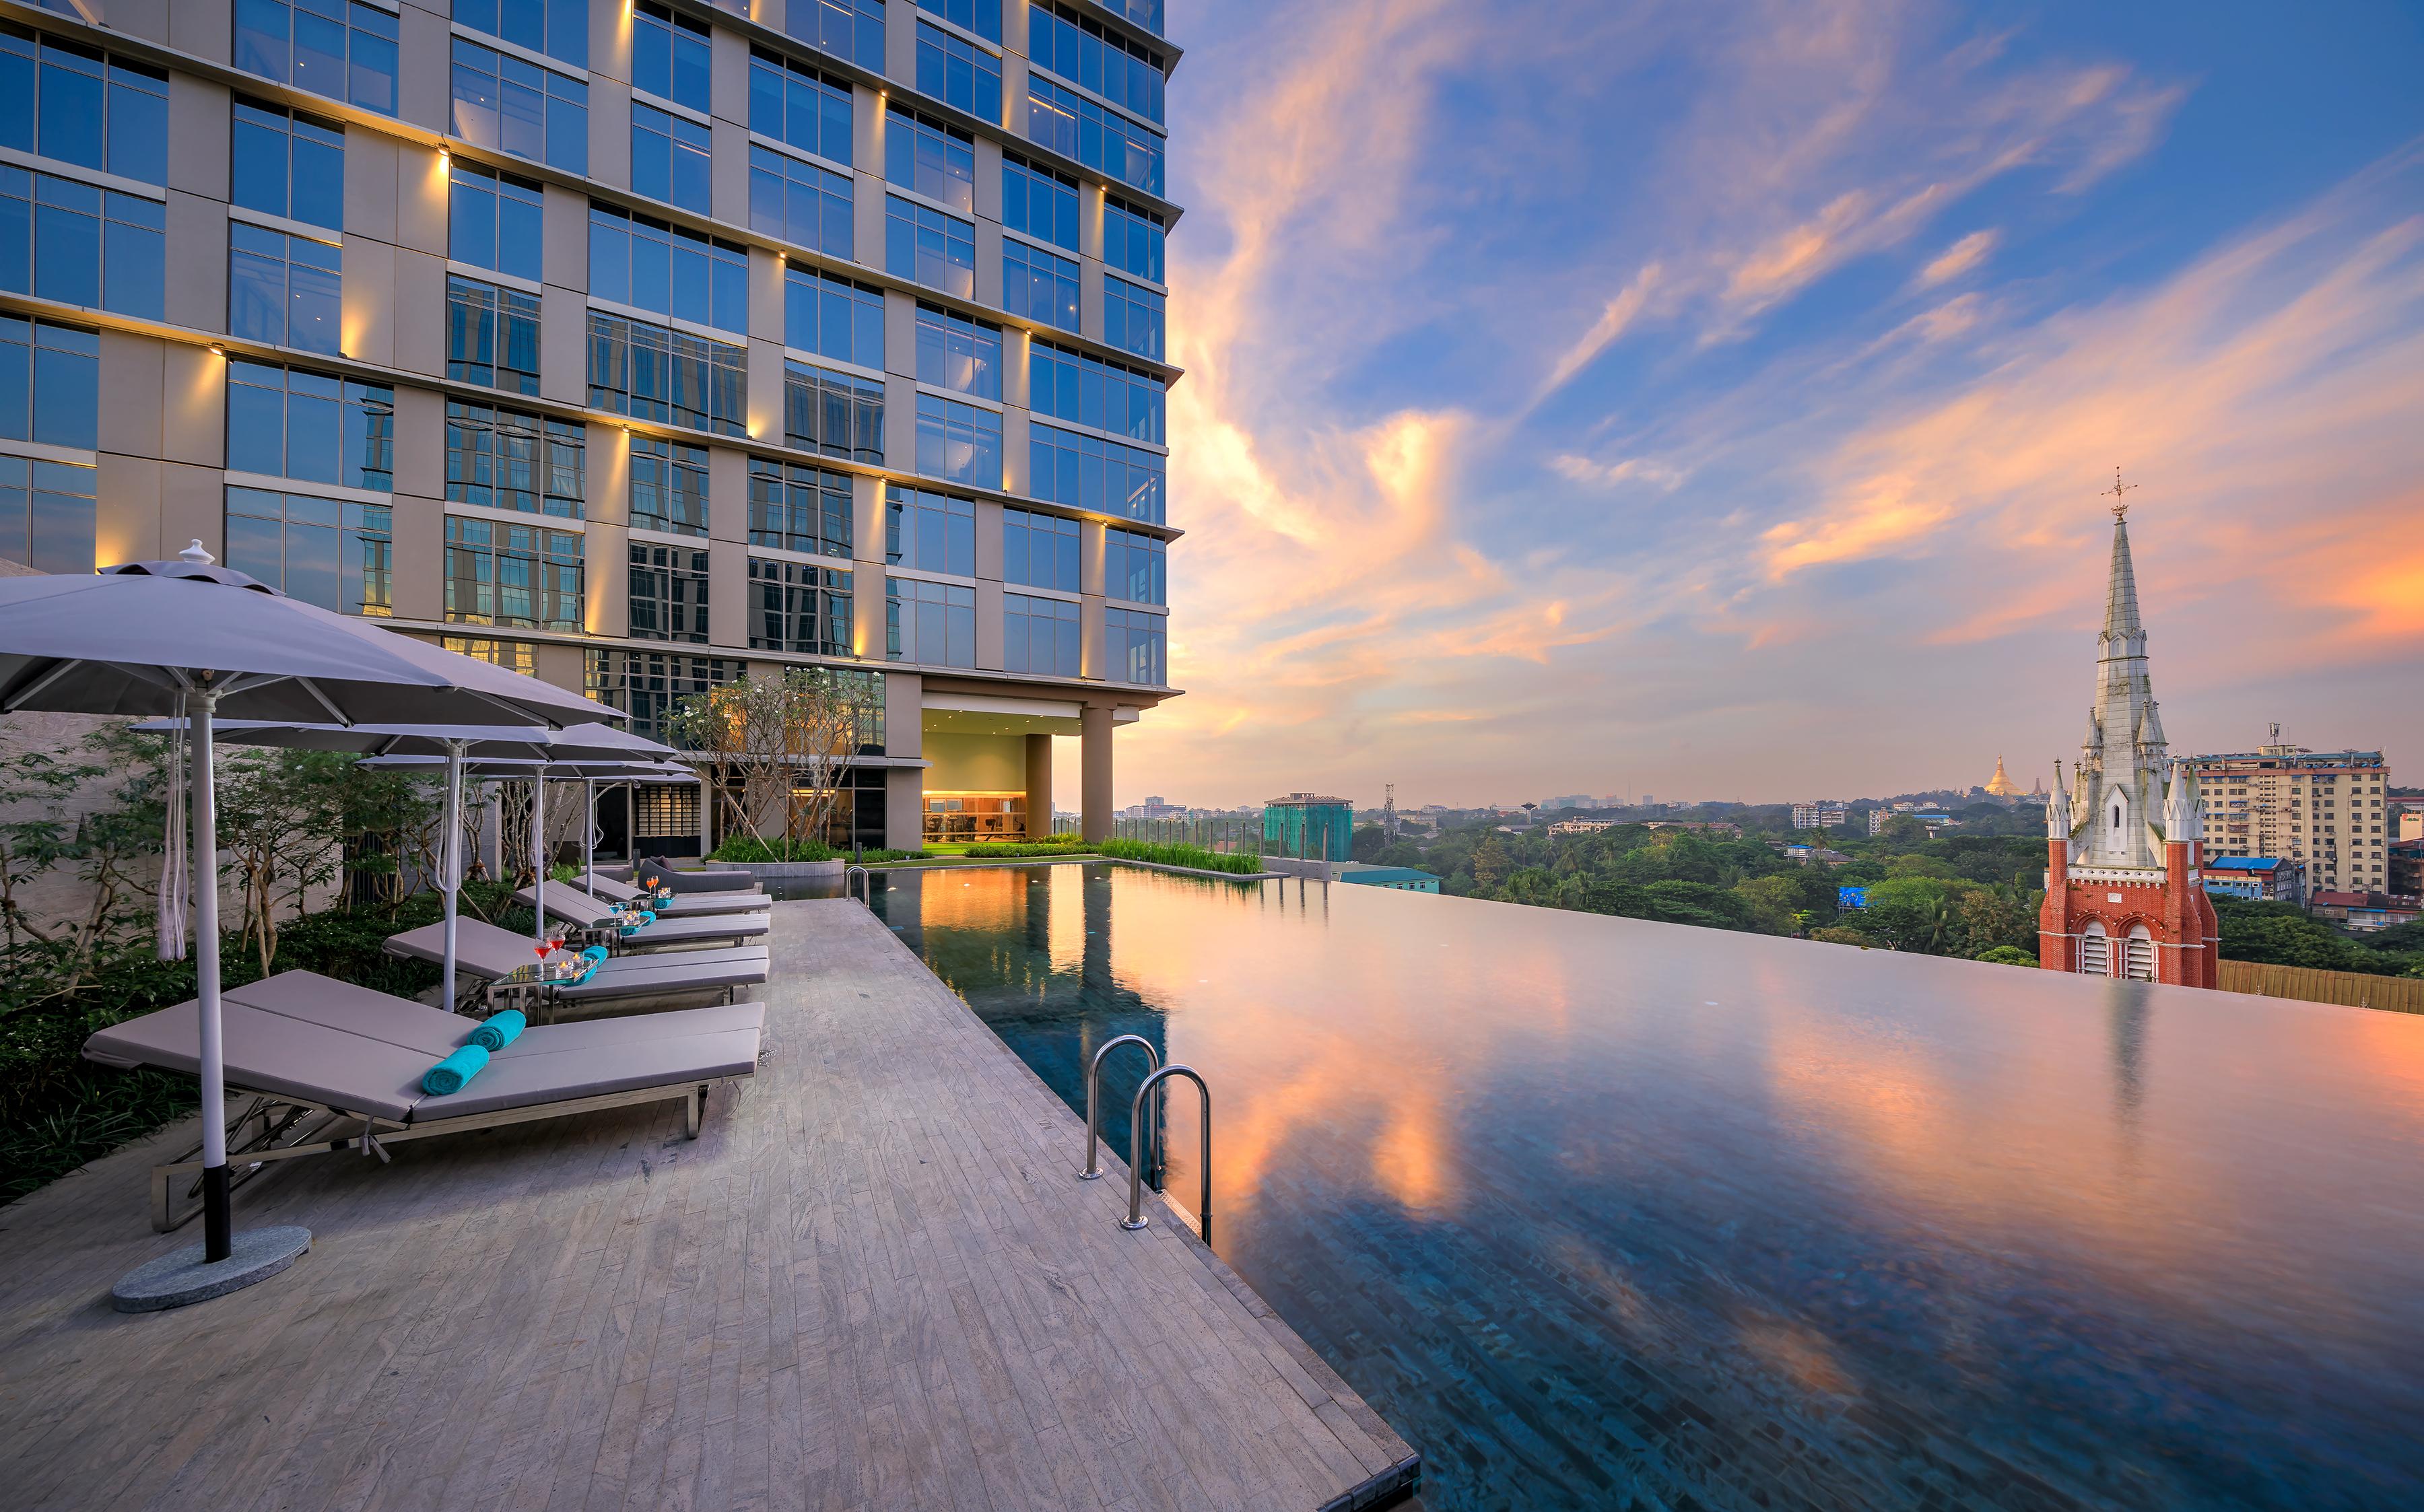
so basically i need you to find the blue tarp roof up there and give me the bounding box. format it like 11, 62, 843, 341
2207, 856, 2287, 872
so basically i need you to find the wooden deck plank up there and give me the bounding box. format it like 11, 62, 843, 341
0, 899, 1415, 1511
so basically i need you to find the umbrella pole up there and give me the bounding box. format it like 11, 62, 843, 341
192, 689, 232, 1262
583, 778, 595, 887
442, 742, 463, 1013
531, 768, 547, 943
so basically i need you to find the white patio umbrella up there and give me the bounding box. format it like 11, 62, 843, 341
364, 755, 691, 905
0, 544, 615, 1307
135, 721, 678, 1012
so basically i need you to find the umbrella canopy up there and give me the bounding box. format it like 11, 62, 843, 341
131, 719, 677, 763
0, 545, 619, 1296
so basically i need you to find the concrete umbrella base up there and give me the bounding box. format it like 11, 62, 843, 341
110, 1226, 311, 1313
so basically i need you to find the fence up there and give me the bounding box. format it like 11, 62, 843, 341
2218, 960, 2424, 1016
1051, 815, 1268, 856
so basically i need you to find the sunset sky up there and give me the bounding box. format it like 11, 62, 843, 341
1096, 0, 2424, 811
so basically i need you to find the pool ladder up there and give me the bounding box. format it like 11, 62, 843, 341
1081, 1035, 1212, 1243
844, 865, 871, 906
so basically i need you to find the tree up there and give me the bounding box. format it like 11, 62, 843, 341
1470, 836, 1511, 891
1959, 885, 2041, 957
1974, 945, 2038, 967
667, 667, 881, 852
1856, 877, 1973, 954
1350, 823, 1388, 862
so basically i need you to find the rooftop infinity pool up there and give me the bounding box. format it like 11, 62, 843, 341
869, 862, 2424, 1511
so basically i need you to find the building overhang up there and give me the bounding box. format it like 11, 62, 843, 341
919, 690, 1145, 738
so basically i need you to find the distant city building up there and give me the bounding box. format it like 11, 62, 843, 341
2038, 502, 2217, 985
1868, 809, 1888, 837
1790, 803, 1848, 830
1782, 846, 1853, 867
1335, 866, 1442, 893
1984, 755, 2025, 798
2310, 891, 2420, 930
2202, 855, 2305, 904
1644, 821, 1740, 835
1638, 794, 1654, 806
1548, 819, 1613, 835
2188, 726, 2392, 895
1262, 794, 1354, 862
1545, 794, 1596, 810
2391, 837, 2421, 901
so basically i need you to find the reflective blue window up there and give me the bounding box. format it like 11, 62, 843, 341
1103, 194, 1164, 284
0, 24, 170, 184
629, 434, 710, 537
1001, 508, 1079, 592
631, 1, 712, 112
885, 195, 974, 299
1026, 76, 1162, 196
447, 158, 545, 283
1103, 526, 1164, 604
0, 316, 98, 452
446, 275, 542, 394
631, 102, 712, 213
787, 0, 883, 72
588, 204, 749, 335
231, 98, 345, 232
914, 303, 1000, 401
586, 312, 748, 436
1028, 421, 1162, 523
884, 485, 974, 575
0, 166, 166, 319
451, 37, 586, 174
225, 359, 393, 490
1103, 275, 1164, 361
1028, 339, 1163, 444
1003, 591, 1080, 677
913, 0, 1001, 44
784, 266, 885, 370
0, 453, 96, 574
915, 21, 1001, 123
1105, 605, 1165, 684
886, 107, 974, 215
1003, 153, 1079, 252
785, 362, 886, 463
226, 485, 392, 615
1001, 237, 1078, 332
1027, 2, 1164, 123
232, 0, 399, 116
452, 0, 586, 69
748, 145, 853, 258
229, 221, 342, 354
749, 49, 854, 168
914, 392, 1001, 489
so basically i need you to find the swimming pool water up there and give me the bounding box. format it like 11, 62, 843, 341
871, 863, 2424, 1511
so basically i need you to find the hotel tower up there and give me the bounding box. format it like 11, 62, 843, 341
0, 0, 1179, 852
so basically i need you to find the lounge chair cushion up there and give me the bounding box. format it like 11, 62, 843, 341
514, 888, 770, 944
83, 995, 430, 1122
582, 875, 770, 916
561, 947, 770, 1002
429, 1027, 762, 1118
638, 860, 763, 895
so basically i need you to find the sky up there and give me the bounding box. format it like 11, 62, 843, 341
1089, 0, 2424, 811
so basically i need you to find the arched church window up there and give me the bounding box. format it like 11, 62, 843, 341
2080, 921, 2110, 976
2124, 924, 2155, 982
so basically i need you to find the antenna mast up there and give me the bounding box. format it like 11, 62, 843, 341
1384, 783, 1397, 839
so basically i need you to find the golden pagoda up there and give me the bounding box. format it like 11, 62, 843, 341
1984, 754, 2024, 798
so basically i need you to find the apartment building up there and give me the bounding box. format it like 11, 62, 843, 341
0, 0, 1178, 852
1790, 802, 1846, 831
2188, 734, 2393, 897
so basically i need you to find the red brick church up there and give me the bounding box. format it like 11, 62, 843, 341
2037, 504, 2219, 985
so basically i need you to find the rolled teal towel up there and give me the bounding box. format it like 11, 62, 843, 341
422, 1043, 490, 1096
581, 945, 609, 963
469, 1009, 525, 1052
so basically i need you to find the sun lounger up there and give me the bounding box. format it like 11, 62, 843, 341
83, 969, 764, 1229
514, 886, 770, 947
637, 858, 764, 895
386, 917, 768, 1012
581, 872, 770, 916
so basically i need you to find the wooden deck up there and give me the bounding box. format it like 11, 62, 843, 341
0, 899, 1418, 1511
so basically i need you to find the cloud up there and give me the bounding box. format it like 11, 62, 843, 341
1537, 265, 1662, 400
1550, 453, 1684, 489
1916, 229, 1999, 287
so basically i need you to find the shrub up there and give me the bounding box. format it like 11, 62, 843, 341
1098, 837, 1264, 875
1974, 944, 2040, 967
708, 834, 836, 864
962, 841, 1098, 858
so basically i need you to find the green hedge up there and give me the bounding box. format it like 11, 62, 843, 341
0, 883, 531, 1206
1097, 837, 1265, 875
708, 834, 837, 863
962, 841, 1098, 858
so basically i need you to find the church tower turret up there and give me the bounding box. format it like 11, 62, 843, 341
2038, 474, 2217, 986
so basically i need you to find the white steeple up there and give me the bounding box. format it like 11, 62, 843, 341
2046, 760, 2072, 839
2073, 481, 2169, 870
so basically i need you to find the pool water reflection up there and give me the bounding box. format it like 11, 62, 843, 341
870, 864, 2424, 1511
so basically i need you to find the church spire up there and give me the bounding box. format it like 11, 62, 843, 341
2079, 469, 2164, 868
2100, 467, 2143, 648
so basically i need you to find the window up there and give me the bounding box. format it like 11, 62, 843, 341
1003, 592, 1079, 677
2078, 922, 2109, 976
1029, 421, 1162, 522
234, 0, 399, 116
588, 312, 747, 435
1030, 339, 1163, 442
915, 22, 1001, 123
445, 401, 584, 518
1026, 77, 1162, 196
587, 648, 738, 745
442, 635, 537, 675
784, 266, 884, 368
1001, 508, 1078, 591
885, 195, 974, 297
452, 0, 586, 69
225, 486, 392, 615
1003, 153, 1079, 252
446, 275, 541, 394
749, 50, 853, 167
230, 223, 342, 354
886, 576, 974, 666
915, 394, 1001, 489
1104, 526, 1163, 603
749, 458, 852, 557
1103, 276, 1164, 361
1105, 605, 1164, 685
914, 0, 1001, 44
0, 25, 169, 184
631, 1, 712, 112
749, 558, 852, 655
629, 434, 709, 537
787, 0, 884, 71
1103, 195, 1164, 284
588, 205, 749, 336
748, 145, 853, 259
631, 104, 712, 214
884, 485, 973, 575
886, 108, 975, 214
914, 304, 1001, 399
628, 541, 710, 643
226, 361, 393, 489
1001, 238, 1079, 332
1096, 0, 1163, 37
451, 37, 586, 174
444, 513, 582, 629
1028, 3, 1164, 123
446, 160, 544, 283
229, 99, 344, 234
0, 316, 96, 450
0, 167, 166, 320
784, 362, 885, 462
0, 454, 94, 574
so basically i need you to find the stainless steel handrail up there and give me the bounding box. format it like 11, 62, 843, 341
1123, 1064, 1209, 1241
1079, 1033, 1160, 1181
844, 865, 871, 905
